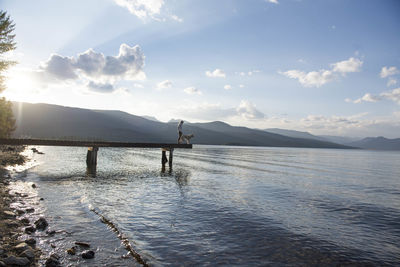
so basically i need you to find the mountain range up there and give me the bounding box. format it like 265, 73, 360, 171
10, 102, 400, 150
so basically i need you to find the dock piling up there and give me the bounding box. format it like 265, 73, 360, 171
86, 146, 99, 166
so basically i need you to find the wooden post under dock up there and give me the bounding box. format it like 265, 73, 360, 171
161, 148, 174, 172
86, 146, 99, 166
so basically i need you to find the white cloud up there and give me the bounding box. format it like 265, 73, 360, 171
176, 102, 236, 121
205, 68, 226, 78
224, 85, 232, 90
236, 70, 261, 77
331, 57, 363, 74
281, 56, 363, 87
236, 100, 265, 120
380, 66, 399, 78
171, 15, 183, 22
133, 83, 144, 88
176, 100, 264, 121
353, 93, 381, 104
87, 81, 115, 93
387, 78, 397, 87
156, 80, 172, 90
40, 54, 77, 80
266, 0, 279, 4
239, 84, 245, 88
114, 0, 164, 19
351, 88, 400, 105
297, 112, 400, 138
381, 88, 400, 104
183, 87, 202, 95
281, 69, 334, 87
37, 44, 145, 93
301, 114, 362, 130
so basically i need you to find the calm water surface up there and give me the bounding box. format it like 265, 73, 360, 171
11, 146, 400, 266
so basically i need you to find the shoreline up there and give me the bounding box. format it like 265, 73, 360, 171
0, 146, 132, 267
0, 145, 41, 266
0, 146, 65, 266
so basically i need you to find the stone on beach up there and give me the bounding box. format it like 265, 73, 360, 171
3, 210, 15, 217
4, 255, 30, 266
14, 242, 29, 253
19, 247, 35, 260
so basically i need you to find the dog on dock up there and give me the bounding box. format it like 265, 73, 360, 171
179, 133, 194, 144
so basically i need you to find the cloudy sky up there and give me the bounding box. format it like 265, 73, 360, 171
1, 0, 400, 138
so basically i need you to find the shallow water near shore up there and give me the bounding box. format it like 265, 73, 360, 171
9, 145, 400, 266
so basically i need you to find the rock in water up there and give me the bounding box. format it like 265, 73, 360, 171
66, 247, 76, 255
4, 255, 30, 266
25, 226, 36, 234
45, 254, 60, 267
81, 250, 95, 259
75, 241, 90, 248
34, 217, 48, 230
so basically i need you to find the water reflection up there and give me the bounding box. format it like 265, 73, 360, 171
18, 146, 400, 266
86, 165, 97, 177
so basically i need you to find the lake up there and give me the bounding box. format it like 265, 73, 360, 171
10, 145, 400, 266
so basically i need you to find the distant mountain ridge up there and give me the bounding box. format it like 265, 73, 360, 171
264, 128, 400, 150
349, 137, 400, 150
11, 102, 351, 149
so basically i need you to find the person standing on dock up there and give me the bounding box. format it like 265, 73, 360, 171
177, 120, 184, 143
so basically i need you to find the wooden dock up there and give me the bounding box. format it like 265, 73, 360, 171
0, 138, 192, 172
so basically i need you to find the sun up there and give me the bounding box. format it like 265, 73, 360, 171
2, 68, 44, 103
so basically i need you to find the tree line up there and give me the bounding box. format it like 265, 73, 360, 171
0, 10, 16, 138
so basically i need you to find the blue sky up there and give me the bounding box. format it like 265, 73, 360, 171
1, 0, 400, 137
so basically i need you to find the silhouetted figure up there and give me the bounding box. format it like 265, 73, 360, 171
177, 120, 184, 143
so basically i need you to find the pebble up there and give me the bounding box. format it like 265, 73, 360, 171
34, 217, 48, 231
81, 250, 95, 259
4, 255, 30, 266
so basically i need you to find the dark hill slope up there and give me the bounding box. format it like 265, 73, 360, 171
12, 102, 351, 149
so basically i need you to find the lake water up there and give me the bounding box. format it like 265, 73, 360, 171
10, 145, 400, 266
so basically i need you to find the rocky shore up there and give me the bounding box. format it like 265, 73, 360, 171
1, 146, 101, 267
0, 145, 41, 266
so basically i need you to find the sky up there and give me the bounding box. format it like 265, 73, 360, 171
1, 0, 400, 138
